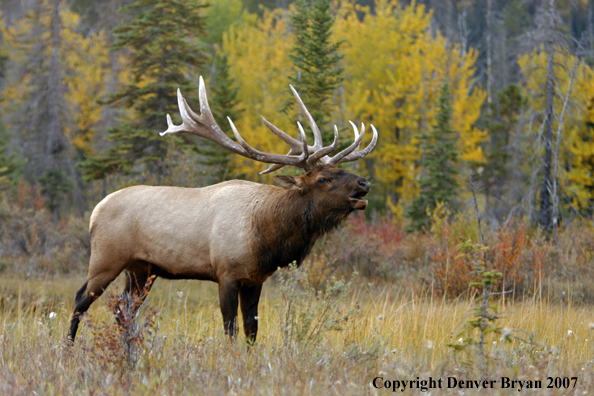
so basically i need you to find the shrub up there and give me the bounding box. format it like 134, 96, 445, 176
0, 183, 89, 275
277, 264, 355, 352
84, 284, 159, 371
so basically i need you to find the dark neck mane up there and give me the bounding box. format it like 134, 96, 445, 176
252, 189, 352, 274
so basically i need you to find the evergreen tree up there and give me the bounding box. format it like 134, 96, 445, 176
0, 137, 23, 190
80, 0, 208, 181
482, 84, 526, 216
197, 53, 243, 182
406, 82, 459, 232
0, 25, 16, 191
285, 0, 343, 144
2, 0, 73, 215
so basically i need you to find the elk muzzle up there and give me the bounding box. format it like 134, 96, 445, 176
349, 178, 370, 210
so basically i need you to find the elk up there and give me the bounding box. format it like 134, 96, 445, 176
67, 76, 377, 343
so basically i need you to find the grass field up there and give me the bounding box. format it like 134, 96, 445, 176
0, 271, 593, 395
1, 200, 594, 394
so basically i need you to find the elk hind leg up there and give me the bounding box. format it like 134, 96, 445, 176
67, 270, 121, 342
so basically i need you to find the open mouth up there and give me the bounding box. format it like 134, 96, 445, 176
349, 191, 369, 209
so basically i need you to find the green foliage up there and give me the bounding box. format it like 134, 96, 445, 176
241, 0, 276, 16
0, 137, 23, 190
482, 83, 527, 206
38, 168, 72, 215
285, 0, 344, 144
406, 82, 459, 231
80, 0, 208, 180
204, 0, 243, 45
501, 0, 532, 39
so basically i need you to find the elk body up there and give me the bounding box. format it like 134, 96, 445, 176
67, 77, 377, 343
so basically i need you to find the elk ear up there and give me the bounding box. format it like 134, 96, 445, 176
273, 175, 303, 191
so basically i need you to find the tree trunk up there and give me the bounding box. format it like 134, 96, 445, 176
46, 0, 65, 165
588, 1, 594, 59
486, 0, 492, 113
540, 0, 556, 233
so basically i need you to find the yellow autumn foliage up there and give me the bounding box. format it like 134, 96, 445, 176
222, 8, 294, 180
518, 47, 594, 210
334, 0, 486, 208
62, 13, 109, 155
2, 2, 109, 155
222, 0, 486, 213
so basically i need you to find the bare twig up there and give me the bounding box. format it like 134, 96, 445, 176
551, 47, 580, 245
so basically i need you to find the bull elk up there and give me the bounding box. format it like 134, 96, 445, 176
67, 76, 378, 343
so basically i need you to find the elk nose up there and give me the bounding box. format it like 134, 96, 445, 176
358, 178, 370, 191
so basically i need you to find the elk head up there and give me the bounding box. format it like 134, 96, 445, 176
274, 165, 370, 210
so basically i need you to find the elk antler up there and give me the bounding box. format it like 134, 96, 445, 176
161, 76, 378, 174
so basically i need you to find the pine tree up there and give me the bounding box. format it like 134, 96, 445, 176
0, 28, 16, 191
285, 0, 343, 144
482, 84, 526, 216
196, 53, 243, 182
0, 137, 23, 190
406, 82, 459, 232
80, 0, 208, 181
2, 0, 74, 215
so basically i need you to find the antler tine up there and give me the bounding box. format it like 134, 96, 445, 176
350, 121, 360, 142
289, 85, 323, 149
228, 117, 263, 160
261, 125, 378, 174
261, 116, 304, 153
325, 122, 366, 165
160, 77, 246, 156
160, 89, 197, 136
332, 124, 379, 165
198, 75, 211, 115
296, 122, 310, 162
259, 122, 310, 173
259, 115, 308, 175
308, 126, 339, 165
227, 117, 311, 169
161, 77, 206, 136
260, 164, 284, 175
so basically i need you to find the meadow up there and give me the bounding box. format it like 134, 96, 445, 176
1, 193, 594, 395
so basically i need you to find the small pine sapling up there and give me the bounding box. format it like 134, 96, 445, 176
447, 175, 504, 371
447, 238, 504, 370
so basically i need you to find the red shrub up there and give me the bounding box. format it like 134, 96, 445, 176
491, 221, 528, 292
430, 219, 477, 297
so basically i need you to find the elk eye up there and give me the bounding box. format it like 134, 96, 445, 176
318, 178, 330, 184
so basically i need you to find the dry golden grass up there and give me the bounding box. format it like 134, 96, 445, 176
0, 272, 593, 395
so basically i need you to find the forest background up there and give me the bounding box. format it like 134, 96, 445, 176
0, 0, 593, 229
0, 0, 592, 297
0, 0, 593, 301
0, 1, 593, 394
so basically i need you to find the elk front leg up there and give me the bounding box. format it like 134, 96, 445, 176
239, 284, 262, 345
218, 281, 239, 338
